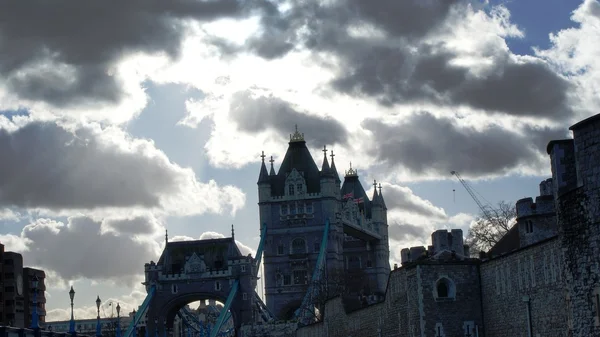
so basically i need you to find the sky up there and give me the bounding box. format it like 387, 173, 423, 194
0, 0, 597, 322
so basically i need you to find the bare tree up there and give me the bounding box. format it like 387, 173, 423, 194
465, 200, 517, 256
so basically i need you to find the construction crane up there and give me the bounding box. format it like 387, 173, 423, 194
450, 170, 496, 225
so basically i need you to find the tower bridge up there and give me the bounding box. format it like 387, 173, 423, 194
118, 126, 391, 337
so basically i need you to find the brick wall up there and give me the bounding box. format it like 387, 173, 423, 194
480, 237, 567, 337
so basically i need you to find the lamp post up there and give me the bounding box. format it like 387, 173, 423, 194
69, 286, 76, 334
154, 318, 158, 337
116, 303, 121, 337
96, 296, 102, 337
31, 274, 40, 329
163, 320, 167, 337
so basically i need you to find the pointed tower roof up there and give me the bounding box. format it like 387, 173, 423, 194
269, 156, 276, 176
271, 125, 321, 195
378, 183, 387, 209
257, 151, 269, 184
321, 145, 331, 174
330, 149, 341, 183
371, 179, 381, 206
340, 163, 372, 218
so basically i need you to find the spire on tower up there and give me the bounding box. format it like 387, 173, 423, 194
258, 151, 269, 184
290, 124, 305, 142
269, 155, 276, 175
321, 145, 330, 172
165, 229, 168, 244
345, 161, 358, 177
372, 179, 380, 204
330, 149, 341, 183
378, 183, 387, 209
231, 224, 235, 240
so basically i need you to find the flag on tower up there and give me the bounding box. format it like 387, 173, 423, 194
343, 192, 354, 199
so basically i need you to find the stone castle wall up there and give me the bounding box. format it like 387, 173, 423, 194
297, 262, 481, 337
480, 237, 567, 337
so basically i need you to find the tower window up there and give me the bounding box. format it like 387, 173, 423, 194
292, 238, 306, 254
437, 281, 448, 298
215, 281, 221, 291
306, 203, 313, 213
291, 203, 297, 215
435, 277, 455, 300
293, 270, 308, 285
283, 275, 291, 285
525, 220, 534, 233
288, 184, 295, 195
297, 184, 303, 194
277, 244, 284, 255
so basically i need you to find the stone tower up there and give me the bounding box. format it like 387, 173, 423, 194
258, 127, 390, 318
547, 114, 600, 336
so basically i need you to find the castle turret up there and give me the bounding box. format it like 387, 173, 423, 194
330, 149, 341, 189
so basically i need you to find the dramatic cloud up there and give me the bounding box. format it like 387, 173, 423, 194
241, 0, 574, 120
0, 0, 245, 111
362, 112, 559, 177
229, 90, 349, 147
0, 216, 163, 285
388, 221, 428, 243
0, 121, 245, 215
536, 0, 600, 119
374, 183, 447, 219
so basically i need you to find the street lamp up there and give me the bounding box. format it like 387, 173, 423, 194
95, 296, 102, 337
69, 286, 76, 334
116, 303, 121, 337
31, 274, 40, 329
163, 320, 167, 337
154, 318, 158, 337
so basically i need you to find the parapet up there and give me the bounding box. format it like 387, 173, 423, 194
539, 178, 553, 196
401, 228, 468, 264
516, 184, 556, 219
547, 139, 577, 197
432, 229, 464, 254
401, 246, 427, 264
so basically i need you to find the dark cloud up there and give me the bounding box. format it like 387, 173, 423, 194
104, 216, 163, 236
0, 0, 245, 107
388, 221, 427, 242
229, 90, 349, 146
0, 122, 180, 209
362, 112, 555, 177
15, 216, 161, 284
240, 0, 573, 119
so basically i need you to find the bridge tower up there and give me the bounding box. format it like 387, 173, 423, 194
258, 127, 390, 319
142, 235, 257, 337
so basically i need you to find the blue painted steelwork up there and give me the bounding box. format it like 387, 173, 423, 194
123, 285, 157, 337
253, 292, 275, 322
254, 223, 267, 276
294, 218, 330, 324
177, 302, 234, 337
209, 280, 239, 337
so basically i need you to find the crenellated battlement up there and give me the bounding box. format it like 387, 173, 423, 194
516, 195, 555, 219
400, 229, 469, 265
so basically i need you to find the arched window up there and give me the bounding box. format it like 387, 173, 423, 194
435, 277, 455, 300
437, 280, 448, 298
291, 238, 306, 254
